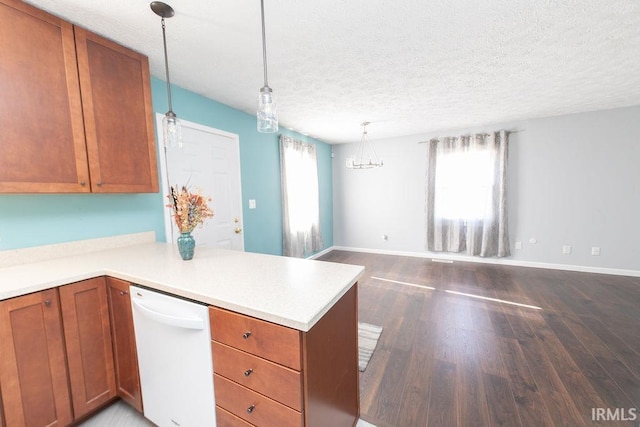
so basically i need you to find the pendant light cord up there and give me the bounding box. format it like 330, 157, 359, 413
161, 17, 174, 112
260, 0, 269, 87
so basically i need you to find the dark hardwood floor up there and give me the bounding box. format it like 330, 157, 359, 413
318, 250, 640, 427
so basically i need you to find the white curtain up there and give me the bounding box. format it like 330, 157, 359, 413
280, 135, 323, 257
425, 130, 510, 257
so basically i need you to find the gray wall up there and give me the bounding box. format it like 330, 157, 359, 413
332, 105, 640, 272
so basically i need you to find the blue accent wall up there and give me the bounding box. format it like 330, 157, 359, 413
0, 78, 333, 255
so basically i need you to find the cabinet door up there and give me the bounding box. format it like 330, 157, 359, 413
75, 27, 159, 193
0, 289, 73, 426
59, 277, 117, 418
0, 0, 90, 193
106, 277, 143, 412
0, 391, 4, 427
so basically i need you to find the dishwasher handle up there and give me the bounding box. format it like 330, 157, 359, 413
132, 298, 204, 330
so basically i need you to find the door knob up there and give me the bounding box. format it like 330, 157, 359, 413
235, 227, 242, 234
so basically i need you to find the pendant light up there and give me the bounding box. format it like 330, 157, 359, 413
346, 122, 384, 169
151, 2, 182, 148
257, 0, 278, 133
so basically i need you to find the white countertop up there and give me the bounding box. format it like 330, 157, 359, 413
0, 241, 364, 331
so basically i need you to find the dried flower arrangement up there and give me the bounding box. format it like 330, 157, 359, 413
167, 185, 214, 233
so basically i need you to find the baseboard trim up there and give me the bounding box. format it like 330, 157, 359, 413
307, 246, 335, 260
327, 246, 640, 278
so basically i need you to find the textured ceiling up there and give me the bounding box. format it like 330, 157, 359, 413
23, 0, 640, 143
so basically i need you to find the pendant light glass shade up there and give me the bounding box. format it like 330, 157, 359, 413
162, 111, 182, 149
257, 86, 278, 133
151, 2, 182, 148
257, 0, 278, 133
346, 122, 384, 169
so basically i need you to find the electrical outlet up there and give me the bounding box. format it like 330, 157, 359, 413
248, 199, 256, 209
515, 241, 523, 250
591, 247, 601, 256
562, 245, 571, 254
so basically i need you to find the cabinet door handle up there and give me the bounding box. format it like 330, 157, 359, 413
242, 331, 252, 339
244, 368, 253, 377
96, 182, 103, 187
119, 290, 129, 296
44, 299, 51, 307
79, 181, 86, 186
246, 404, 255, 414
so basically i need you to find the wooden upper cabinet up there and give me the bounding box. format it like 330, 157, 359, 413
75, 27, 158, 193
0, 0, 158, 193
0, 288, 74, 427
59, 277, 117, 419
0, 0, 90, 193
106, 277, 143, 412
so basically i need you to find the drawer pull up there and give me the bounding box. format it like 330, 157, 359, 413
244, 368, 253, 377
246, 404, 256, 414
242, 331, 252, 339
119, 290, 129, 296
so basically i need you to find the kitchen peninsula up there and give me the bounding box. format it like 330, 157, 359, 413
0, 232, 364, 427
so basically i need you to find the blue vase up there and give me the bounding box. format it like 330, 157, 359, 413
177, 232, 195, 260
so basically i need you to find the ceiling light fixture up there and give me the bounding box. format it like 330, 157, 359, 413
151, 1, 182, 148
257, 0, 278, 133
346, 122, 384, 169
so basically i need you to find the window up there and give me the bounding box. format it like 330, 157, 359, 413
434, 149, 494, 221
425, 131, 510, 257
280, 135, 323, 257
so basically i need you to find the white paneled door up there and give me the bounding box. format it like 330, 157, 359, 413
158, 115, 244, 251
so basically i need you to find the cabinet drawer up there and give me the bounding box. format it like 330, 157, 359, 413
214, 374, 303, 427
216, 406, 253, 427
209, 307, 301, 370
212, 341, 303, 411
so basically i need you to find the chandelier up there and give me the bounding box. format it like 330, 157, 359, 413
346, 122, 383, 169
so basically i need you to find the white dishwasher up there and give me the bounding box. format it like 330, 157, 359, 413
130, 286, 216, 427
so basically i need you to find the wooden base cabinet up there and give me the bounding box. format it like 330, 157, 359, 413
0, 278, 120, 426
210, 284, 359, 427
106, 277, 143, 412
0, 289, 74, 427
59, 277, 117, 419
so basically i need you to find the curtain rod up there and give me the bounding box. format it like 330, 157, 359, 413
417, 129, 523, 144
